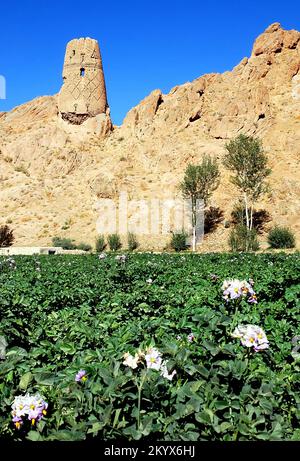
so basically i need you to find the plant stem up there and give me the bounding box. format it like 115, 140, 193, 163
230, 300, 240, 334
137, 371, 147, 431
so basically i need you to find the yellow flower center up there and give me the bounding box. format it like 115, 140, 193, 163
42, 410, 47, 415
81, 376, 87, 382
150, 357, 156, 363
31, 419, 36, 425
15, 422, 21, 429
30, 405, 35, 410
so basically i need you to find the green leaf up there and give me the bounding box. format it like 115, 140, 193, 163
34, 371, 56, 386
48, 430, 86, 441
19, 371, 33, 390
26, 431, 43, 441
195, 409, 214, 425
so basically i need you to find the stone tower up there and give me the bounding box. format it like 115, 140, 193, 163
58, 37, 112, 134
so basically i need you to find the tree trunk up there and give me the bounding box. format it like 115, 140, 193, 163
244, 192, 249, 230
192, 225, 196, 252
250, 204, 253, 231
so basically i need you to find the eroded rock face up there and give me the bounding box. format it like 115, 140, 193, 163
0, 24, 299, 251
252, 22, 300, 56
58, 37, 112, 134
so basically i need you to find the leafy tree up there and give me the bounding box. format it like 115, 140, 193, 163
0, 225, 14, 247
223, 134, 271, 233
180, 155, 220, 251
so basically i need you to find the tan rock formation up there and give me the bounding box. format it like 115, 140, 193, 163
0, 23, 299, 251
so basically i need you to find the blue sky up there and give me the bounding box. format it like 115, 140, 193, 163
0, 0, 299, 125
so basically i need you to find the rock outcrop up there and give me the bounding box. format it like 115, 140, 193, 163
0, 23, 299, 251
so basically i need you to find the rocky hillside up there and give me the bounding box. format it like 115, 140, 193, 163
0, 23, 299, 251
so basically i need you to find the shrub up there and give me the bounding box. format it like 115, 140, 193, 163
127, 232, 139, 251
108, 233, 122, 251
231, 203, 271, 234
95, 235, 106, 253
228, 224, 259, 252
52, 237, 77, 250
0, 225, 14, 247
267, 226, 296, 249
170, 231, 188, 252
77, 242, 92, 252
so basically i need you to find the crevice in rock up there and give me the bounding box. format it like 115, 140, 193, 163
189, 112, 201, 123
258, 113, 266, 120
154, 94, 164, 114
197, 89, 204, 97
61, 112, 90, 125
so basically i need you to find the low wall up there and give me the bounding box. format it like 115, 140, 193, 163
0, 247, 64, 256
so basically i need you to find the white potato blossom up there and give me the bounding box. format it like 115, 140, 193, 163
123, 352, 140, 369
232, 324, 269, 352
11, 393, 48, 429
122, 346, 176, 379
222, 279, 257, 304
145, 347, 162, 371
160, 361, 177, 381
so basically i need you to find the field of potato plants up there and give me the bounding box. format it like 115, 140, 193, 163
0, 252, 299, 441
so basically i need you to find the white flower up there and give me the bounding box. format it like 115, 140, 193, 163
11, 393, 48, 426
187, 333, 195, 342
222, 279, 257, 302
146, 278, 153, 284
145, 347, 162, 371
123, 352, 140, 369
98, 253, 106, 259
116, 254, 127, 262
232, 324, 269, 352
160, 360, 176, 381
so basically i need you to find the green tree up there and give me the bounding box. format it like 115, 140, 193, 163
223, 134, 271, 234
180, 155, 220, 251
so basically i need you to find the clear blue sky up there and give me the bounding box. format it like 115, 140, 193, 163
0, 0, 299, 125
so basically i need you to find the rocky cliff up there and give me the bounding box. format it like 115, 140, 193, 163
0, 23, 299, 250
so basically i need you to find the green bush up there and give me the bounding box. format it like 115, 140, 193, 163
170, 231, 188, 252
127, 232, 139, 251
77, 242, 92, 252
52, 237, 77, 250
0, 225, 14, 247
228, 224, 259, 252
95, 235, 106, 253
267, 226, 296, 249
108, 233, 122, 251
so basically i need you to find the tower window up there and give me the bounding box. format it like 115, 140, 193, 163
80, 68, 85, 77
73, 50, 75, 55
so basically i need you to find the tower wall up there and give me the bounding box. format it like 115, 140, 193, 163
58, 38, 108, 123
